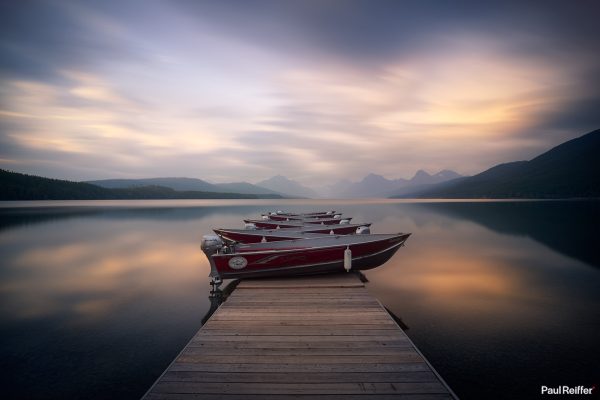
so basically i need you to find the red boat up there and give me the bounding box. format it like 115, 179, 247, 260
244, 217, 351, 229
265, 210, 336, 217
214, 223, 372, 243
265, 213, 342, 221
200, 232, 411, 280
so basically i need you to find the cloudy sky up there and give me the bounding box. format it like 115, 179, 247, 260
1, 0, 599, 185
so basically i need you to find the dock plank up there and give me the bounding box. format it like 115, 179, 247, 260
143, 273, 457, 399
146, 394, 454, 400
160, 371, 439, 383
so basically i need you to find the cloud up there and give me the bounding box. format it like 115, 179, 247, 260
0, 0, 599, 185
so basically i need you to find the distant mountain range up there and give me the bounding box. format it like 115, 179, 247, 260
3, 128, 598, 200
256, 175, 319, 198
0, 170, 283, 200
318, 170, 462, 198
394, 128, 600, 198
88, 177, 283, 196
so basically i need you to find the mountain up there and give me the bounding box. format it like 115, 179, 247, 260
339, 174, 408, 198
324, 170, 462, 198
396, 128, 600, 198
3, 170, 109, 200
88, 177, 216, 191
88, 177, 282, 196
316, 179, 354, 198
256, 175, 318, 198
410, 169, 462, 186
212, 182, 282, 196
1, 170, 282, 200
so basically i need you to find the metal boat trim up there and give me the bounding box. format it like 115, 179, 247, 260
212, 233, 409, 257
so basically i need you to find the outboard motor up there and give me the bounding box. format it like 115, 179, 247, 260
333, 214, 342, 219
244, 223, 257, 230
340, 219, 351, 225
276, 210, 284, 215
356, 226, 371, 235
261, 215, 270, 220
326, 211, 333, 215
200, 234, 224, 280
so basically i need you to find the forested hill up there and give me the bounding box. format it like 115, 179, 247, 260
394, 128, 600, 199
0, 170, 282, 200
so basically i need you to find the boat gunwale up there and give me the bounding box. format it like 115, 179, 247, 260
213, 222, 372, 234
211, 233, 410, 257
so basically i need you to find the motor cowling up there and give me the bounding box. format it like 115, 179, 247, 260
244, 223, 257, 230
356, 226, 371, 235
201, 235, 224, 279
201, 235, 224, 255
340, 219, 351, 225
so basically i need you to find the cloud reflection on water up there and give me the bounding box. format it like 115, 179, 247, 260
0, 200, 598, 400
0, 216, 208, 322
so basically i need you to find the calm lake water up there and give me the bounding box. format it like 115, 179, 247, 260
0, 199, 598, 399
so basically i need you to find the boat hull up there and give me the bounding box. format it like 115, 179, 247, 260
266, 214, 341, 221
211, 234, 409, 279
214, 224, 371, 243
264, 211, 336, 217
245, 218, 351, 229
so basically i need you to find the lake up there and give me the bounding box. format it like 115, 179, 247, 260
0, 199, 598, 399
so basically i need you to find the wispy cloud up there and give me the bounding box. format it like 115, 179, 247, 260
0, 0, 598, 184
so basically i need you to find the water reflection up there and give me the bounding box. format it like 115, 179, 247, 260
0, 200, 598, 400
0, 219, 208, 321
414, 200, 600, 268
366, 200, 600, 400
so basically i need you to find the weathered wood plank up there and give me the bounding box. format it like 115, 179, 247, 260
189, 334, 409, 342
217, 306, 384, 311
229, 289, 371, 295
208, 315, 392, 321
176, 353, 424, 364
190, 331, 406, 344
232, 287, 368, 293
143, 274, 456, 399
202, 321, 397, 329
237, 274, 364, 289
169, 362, 433, 373
195, 329, 400, 336
152, 381, 448, 395
160, 371, 439, 383
181, 347, 419, 356
186, 340, 412, 349
146, 393, 454, 400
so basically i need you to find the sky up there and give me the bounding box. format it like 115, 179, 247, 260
1, 0, 599, 185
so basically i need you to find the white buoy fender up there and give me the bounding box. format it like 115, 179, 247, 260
344, 246, 352, 272
261, 236, 267, 243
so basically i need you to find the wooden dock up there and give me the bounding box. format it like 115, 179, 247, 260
143, 273, 457, 399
